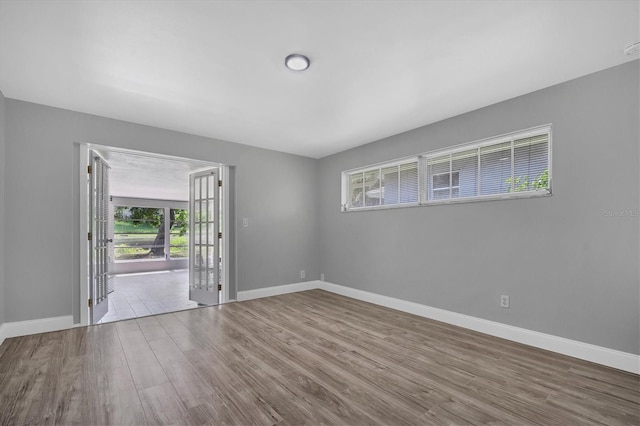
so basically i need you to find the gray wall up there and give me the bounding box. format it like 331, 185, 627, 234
318, 60, 640, 355
4, 100, 319, 323
2, 61, 638, 356
0, 90, 6, 327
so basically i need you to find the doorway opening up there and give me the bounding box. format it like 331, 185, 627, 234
79, 144, 230, 325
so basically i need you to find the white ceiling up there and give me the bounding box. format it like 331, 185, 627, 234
96, 147, 217, 201
1, 1, 638, 158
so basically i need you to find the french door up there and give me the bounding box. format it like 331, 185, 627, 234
188, 168, 220, 305
88, 151, 112, 324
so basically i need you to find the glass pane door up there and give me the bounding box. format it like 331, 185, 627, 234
89, 150, 110, 324
189, 169, 220, 305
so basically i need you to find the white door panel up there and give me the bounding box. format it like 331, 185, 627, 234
89, 151, 110, 323
189, 169, 220, 305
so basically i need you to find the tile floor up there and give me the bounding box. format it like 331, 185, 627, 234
98, 269, 199, 323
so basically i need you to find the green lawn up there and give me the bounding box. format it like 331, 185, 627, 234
114, 220, 159, 234
114, 231, 189, 260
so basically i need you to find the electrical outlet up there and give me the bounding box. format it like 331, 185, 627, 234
242, 218, 249, 227
300, 270, 305, 279
320, 273, 325, 281
500, 295, 510, 308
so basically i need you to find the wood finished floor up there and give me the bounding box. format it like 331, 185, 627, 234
0, 289, 638, 425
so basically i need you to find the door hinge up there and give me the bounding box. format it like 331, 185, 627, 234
218, 180, 222, 187
218, 284, 222, 291
88, 299, 93, 308
218, 232, 222, 239
87, 165, 92, 174
88, 232, 92, 241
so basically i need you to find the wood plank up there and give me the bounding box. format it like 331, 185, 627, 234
147, 337, 214, 409
138, 382, 195, 425
136, 316, 170, 342
94, 365, 148, 425
116, 320, 170, 391
0, 289, 637, 425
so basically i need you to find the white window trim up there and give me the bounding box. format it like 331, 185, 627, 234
342, 156, 420, 175
341, 124, 552, 212
342, 157, 420, 211
111, 197, 189, 263
422, 187, 550, 207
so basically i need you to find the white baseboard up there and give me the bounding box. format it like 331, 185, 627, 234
240, 280, 639, 373
1, 281, 637, 374
0, 315, 74, 347
320, 282, 639, 374
237, 280, 320, 301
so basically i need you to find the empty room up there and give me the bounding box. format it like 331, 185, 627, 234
0, 1, 638, 425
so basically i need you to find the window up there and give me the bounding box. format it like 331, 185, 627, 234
344, 159, 419, 210
341, 125, 551, 211
425, 127, 550, 202
114, 207, 165, 260
431, 171, 460, 200
114, 205, 189, 261
169, 208, 189, 259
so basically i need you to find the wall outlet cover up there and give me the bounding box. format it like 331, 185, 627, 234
500, 295, 510, 308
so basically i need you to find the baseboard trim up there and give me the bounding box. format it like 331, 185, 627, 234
320, 282, 639, 374
237, 280, 321, 301
1, 282, 637, 374
237, 280, 639, 373
0, 315, 75, 346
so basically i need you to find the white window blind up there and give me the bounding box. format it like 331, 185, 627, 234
425, 127, 550, 203
346, 159, 419, 210
342, 125, 551, 211
512, 133, 549, 192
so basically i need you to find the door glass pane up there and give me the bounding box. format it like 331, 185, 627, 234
194, 197, 201, 223
207, 223, 215, 243
207, 270, 215, 289
193, 267, 201, 286
194, 223, 200, 246
208, 175, 215, 198
207, 198, 215, 222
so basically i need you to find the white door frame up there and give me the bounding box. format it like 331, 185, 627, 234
79, 144, 90, 326
78, 143, 231, 326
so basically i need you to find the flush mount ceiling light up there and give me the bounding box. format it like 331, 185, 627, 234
285, 54, 310, 71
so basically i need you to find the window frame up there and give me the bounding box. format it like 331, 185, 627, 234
111, 197, 190, 262
342, 157, 421, 212
431, 170, 460, 200
341, 125, 552, 212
